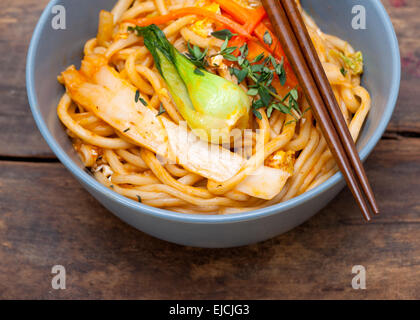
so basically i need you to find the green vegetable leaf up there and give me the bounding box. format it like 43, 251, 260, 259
253, 109, 263, 120
252, 53, 265, 63
157, 104, 166, 116
238, 43, 249, 66
247, 88, 259, 96
211, 29, 237, 40
185, 42, 208, 69
139, 97, 148, 106
258, 86, 272, 106
267, 105, 274, 118
136, 24, 251, 143
223, 54, 238, 62
252, 99, 265, 110
194, 68, 205, 76
220, 38, 229, 52
285, 119, 297, 126
263, 31, 273, 46
290, 88, 299, 101
273, 103, 292, 116
229, 67, 248, 84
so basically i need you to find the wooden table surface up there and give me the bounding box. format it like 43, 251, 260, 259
1, 0, 419, 300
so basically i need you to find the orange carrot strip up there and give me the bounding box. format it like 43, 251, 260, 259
126, 8, 253, 39
213, 0, 265, 24
213, 0, 298, 89
228, 35, 246, 56
247, 39, 268, 60
213, 0, 266, 33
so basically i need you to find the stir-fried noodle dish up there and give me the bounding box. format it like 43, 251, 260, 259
57, 0, 371, 214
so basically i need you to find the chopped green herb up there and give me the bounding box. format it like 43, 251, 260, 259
280, 103, 293, 115
127, 26, 136, 33
139, 97, 148, 106
220, 37, 229, 52
229, 67, 248, 84
252, 53, 265, 64
136, 195, 142, 203
340, 67, 347, 76
258, 86, 272, 106
290, 88, 299, 101
225, 44, 302, 120
218, 38, 238, 61
252, 99, 265, 110
276, 58, 287, 85
263, 31, 273, 46
157, 104, 166, 116
238, 43, 248, 66
253, 109, 263, 120
278, 71, 287, 86
211, 29, 237, 40
222, 54, 238, 62
185, 42, 208, 69
134, 90, 140, 103
194, 68, 205, 76
123, 128, 130, 133
247, 88, 259, 96
284, 120, 297, 126
267, 106, 274, 118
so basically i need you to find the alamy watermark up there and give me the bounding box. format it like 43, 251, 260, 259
352, 5, 367, 30
51, 5, 66, 30
352, 265, 367, 290
51, 265, 66, 290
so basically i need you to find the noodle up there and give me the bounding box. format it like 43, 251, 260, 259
57, 0, 371, 214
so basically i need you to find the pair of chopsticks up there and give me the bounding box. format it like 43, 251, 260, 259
261, 0, 379, 221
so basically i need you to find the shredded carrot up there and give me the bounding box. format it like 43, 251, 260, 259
126, 7, 253, 39
213, 0, 299, 89
213, 0, 266, 34
227, 35, 246, 56
247, 39, 269, 61
127, 2, 299, 89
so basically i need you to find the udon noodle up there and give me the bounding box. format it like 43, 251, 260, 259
57, 0, 371, 214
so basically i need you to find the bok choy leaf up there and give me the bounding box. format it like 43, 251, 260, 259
134, 24, 251, 143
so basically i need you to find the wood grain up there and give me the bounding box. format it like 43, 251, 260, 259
0, 137, 419, 300
0, 0, 52, 158
383, 0, 420, 133
0, 0, 419, 300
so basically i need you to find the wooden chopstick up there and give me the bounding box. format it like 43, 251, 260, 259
261, 0, 372, 221
281, 0, 379, 215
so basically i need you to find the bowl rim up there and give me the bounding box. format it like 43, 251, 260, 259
26, 0, 401, 224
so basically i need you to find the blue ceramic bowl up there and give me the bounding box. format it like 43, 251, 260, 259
27, 0, 400, 247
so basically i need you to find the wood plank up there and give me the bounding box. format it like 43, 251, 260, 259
0, 137, 419, 299
0, 0, 53, 158
382, 0, 420, 133
0, 0, 419, 158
